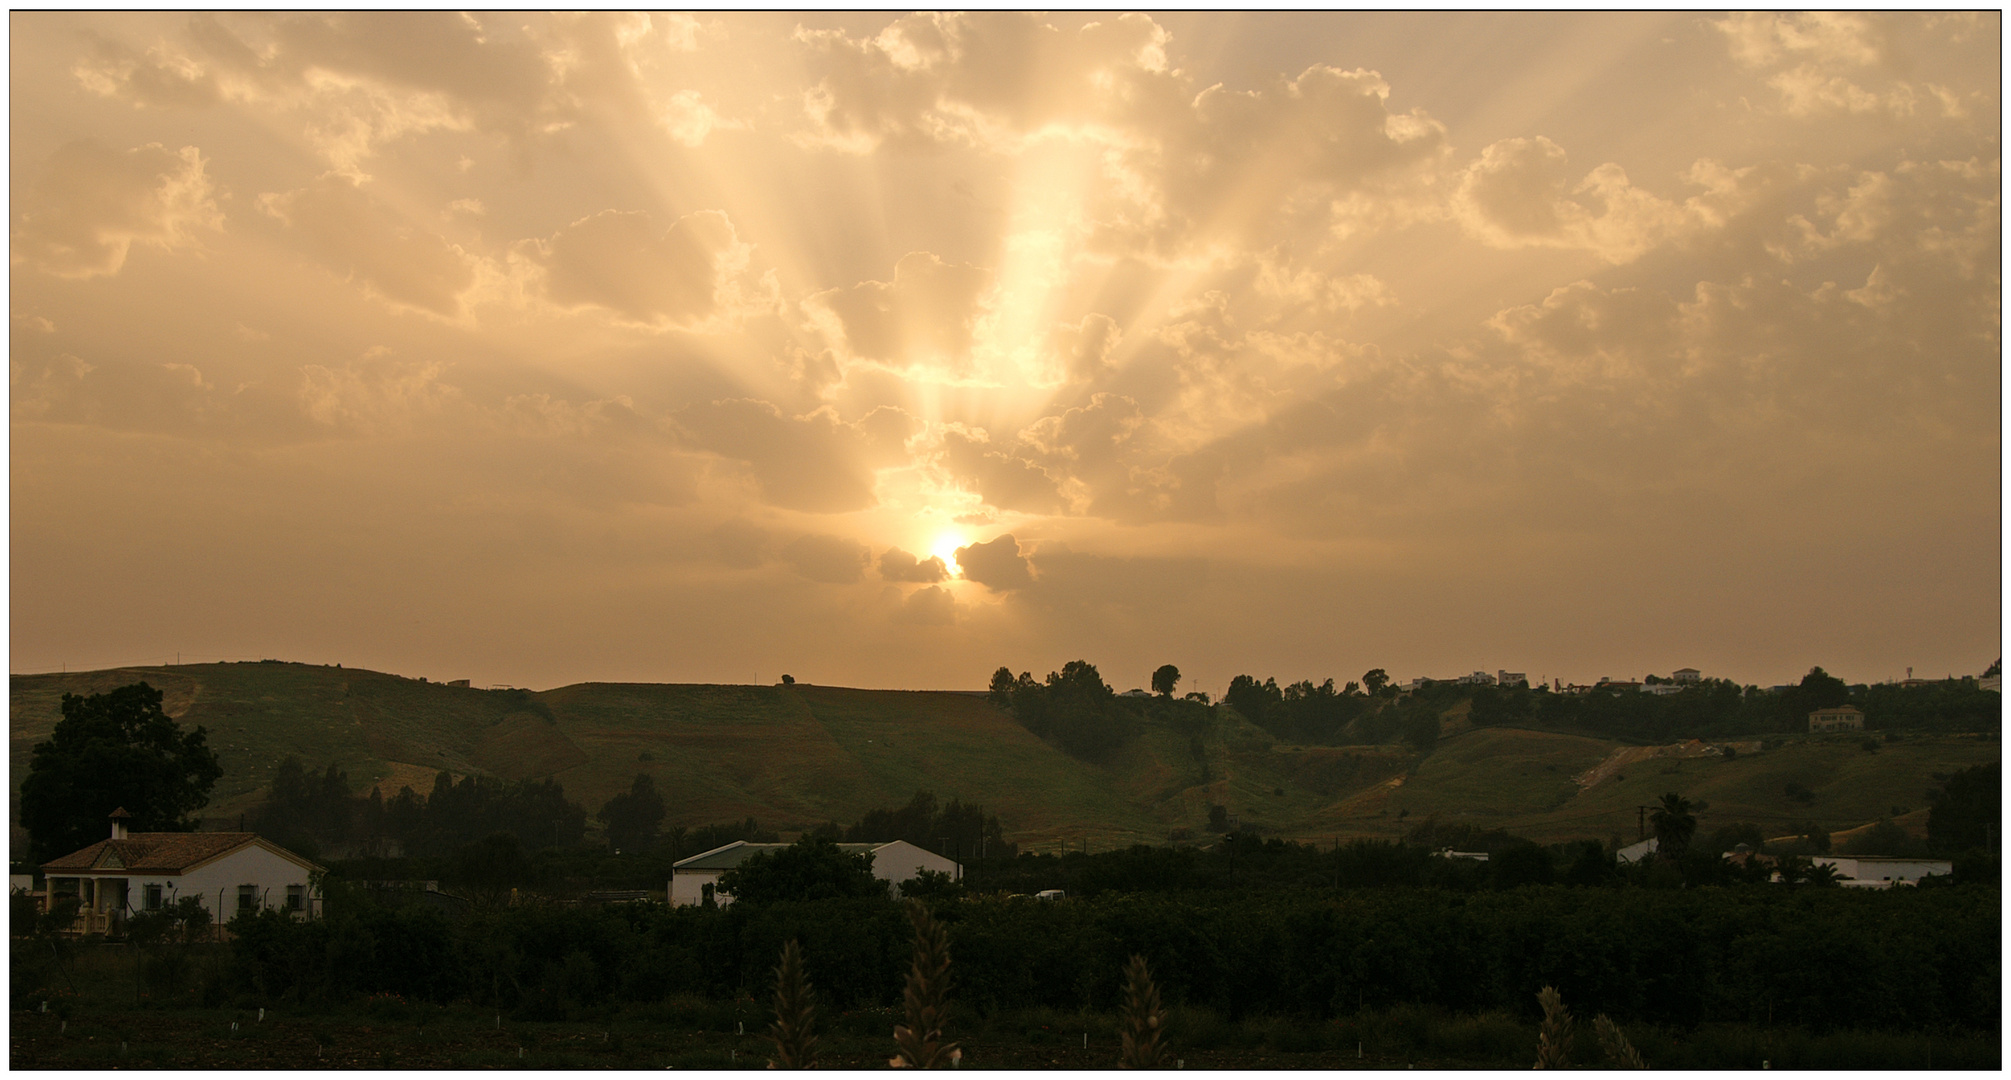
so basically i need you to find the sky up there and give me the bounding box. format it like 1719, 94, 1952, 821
8, 12, 2001, 695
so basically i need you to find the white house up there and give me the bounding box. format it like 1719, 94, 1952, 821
39, 809, 323, 934
670, 839, 960, 907
1814, 855, 1953, 888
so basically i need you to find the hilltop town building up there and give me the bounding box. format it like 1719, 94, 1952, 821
1808, 706, 1865, 733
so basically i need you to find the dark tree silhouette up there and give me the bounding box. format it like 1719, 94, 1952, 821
22, 682, 223, 863
1651, 792, 1697, 862
1151, 664, 1181, 698
598, 773, 666, 853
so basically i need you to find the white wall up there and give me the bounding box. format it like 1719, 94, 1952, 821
670, 870, 723, 907
1815, 856, 1953, 884
51, 842, 318, 922
871, 841, 960, 892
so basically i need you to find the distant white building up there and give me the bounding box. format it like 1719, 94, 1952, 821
1672, 668, 1702, 685
1615, 838, 1658, 865
1496, 671, 1527, 688
1815, 856, 1952, 888
670, 839, 959, 907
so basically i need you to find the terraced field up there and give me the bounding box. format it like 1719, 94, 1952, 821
10, 663, 1998, 850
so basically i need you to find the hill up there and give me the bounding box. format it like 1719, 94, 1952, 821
10, 662, 1999, 853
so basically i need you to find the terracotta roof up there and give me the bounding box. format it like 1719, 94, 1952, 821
41, 832, 319, 875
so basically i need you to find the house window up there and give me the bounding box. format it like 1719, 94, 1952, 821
144, 884, 163, 911
237, 885, 257, 913
286, 885, 305, 912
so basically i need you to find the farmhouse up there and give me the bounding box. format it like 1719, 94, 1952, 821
670, 839, 959, 907
38, 809, 322, 934
1808, 706, 1865, 733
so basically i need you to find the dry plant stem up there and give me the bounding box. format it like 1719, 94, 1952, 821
891, 900, 961, 1068
767, 939, 818, 1069
1534, 985, 1574, 1069
1594, 1014, 1647, 1068
1118, 954, 1170, 1068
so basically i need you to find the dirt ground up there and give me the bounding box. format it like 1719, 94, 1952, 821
8, 1008, 1490, 1069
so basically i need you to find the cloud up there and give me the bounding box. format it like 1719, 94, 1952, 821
954, 534, 1034, 591
879, 547, 948, 583
798, 14, 1446, 255
523, 208, 752, 325
893, 584, 956, 625
781, 532, 869, 584
807, 252, 990, 376
709, 519, 770, 569
1040, 313, 1120, 384
298, 349, 461, 435
674, 399, 914, 513
72, 32, 225, 108
259, 178, 477, 316
1453, 138, 1763, 263
13, 141, 221, 278
936, 428, 1068, 515
1712, 13, 1964, 120
796, 11, 1173, 151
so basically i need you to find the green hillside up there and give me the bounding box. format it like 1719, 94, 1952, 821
10, 662, 1999, 852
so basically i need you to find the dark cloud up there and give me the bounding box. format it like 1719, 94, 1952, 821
709, 519, 770, 569
675, 399, 912, 513
14, 140, 219, 279
938, 429, 1068, 515
955, 534, 1034, 591
259, 178, 475, 315
893, 584, 956, 625
810, 252, 990, 373
782, 533, 869, 584
879, 547, 948, 583
528, 209, 741, 324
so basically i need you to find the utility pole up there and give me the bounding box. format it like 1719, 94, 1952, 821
1637, 805, 1650, 842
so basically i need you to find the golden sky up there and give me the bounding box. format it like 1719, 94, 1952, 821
9, 12, 2001, 692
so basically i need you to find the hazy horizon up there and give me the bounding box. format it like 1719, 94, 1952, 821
10, 13, 2001, 693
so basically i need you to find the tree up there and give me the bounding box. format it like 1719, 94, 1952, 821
988, 666, 1017, 707
1400, 708, 1441, 752
1362, 668, 1392, 697
1927, 762, 1999, 854
718, 835, 882, 905
1650, 793, 1697, 862
453, 832, 533, 907
21, 682, 223, 863
1151, 665, 1181, 698
597, 773, 666, 853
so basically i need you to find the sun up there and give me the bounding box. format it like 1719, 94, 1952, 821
931, 530, 969, 576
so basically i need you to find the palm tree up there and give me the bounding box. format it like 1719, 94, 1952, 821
1650, 792, 1696, 862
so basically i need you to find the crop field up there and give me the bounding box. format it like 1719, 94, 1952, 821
12, 940, 1997, 1071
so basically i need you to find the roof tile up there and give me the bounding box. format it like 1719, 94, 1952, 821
41, 832, 291, 874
